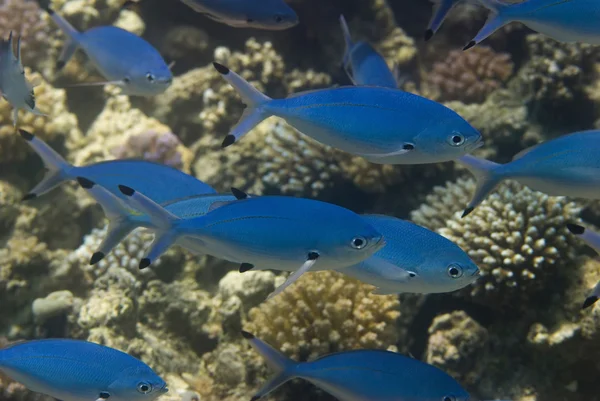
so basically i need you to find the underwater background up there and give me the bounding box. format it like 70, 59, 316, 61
2, 0, 600, 400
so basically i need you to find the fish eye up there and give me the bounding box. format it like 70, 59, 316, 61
146, 73, 155, 83
448, 133, 465, 147
351, 236, 368, 249
137, 383, 152, 394
442, 396, 456, 401
274, 14, 284, 22
447, 264, 463, 278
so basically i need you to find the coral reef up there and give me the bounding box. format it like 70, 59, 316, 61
0, 69, 82, 163
410, 178, 584, 307
244, 270, 406, 361
425, 46, 514, 104
110, 130, 189, 170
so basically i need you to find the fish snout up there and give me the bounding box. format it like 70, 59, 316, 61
468, 137, 484, 152
472, 267, 481, 277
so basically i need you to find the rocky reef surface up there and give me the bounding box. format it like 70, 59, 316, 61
2, 1, 600, 401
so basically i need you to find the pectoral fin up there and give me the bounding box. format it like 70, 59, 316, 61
266, 252, 319, 300
358, 146, 412, 159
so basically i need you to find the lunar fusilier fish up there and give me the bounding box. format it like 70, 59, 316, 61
341, 215, 480, 294
76, 176, 236, 265
20, 130, 215, 202
567, 223, 600, 309
116, 185, 385, 298
213, 62, 483, 165
242, 331, 471, 401
457, 130, 600, 216
38, 0, 172, 96
464, 0, 600, 50
0, 32, 45, 126
339, 15, 397, 88
0, 339, 167, 401
180, 0, 298, 29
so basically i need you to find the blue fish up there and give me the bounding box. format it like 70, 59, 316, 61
20, 130, 215, 202
241, 330, 470, 401
0, 32, 45, 126
0, 339, 167, 401
341, 215, 480, 294
424, 0, 465, 40
212, 63, 483, 164
567, 224, 600, 310
465, 0, 600, 50
339, 15, 397, 88
75, 176, 235, 265
38, 0, 172, 96
116, 185, 385, 298
180, 0, 298, 29
457, 130, 600, 216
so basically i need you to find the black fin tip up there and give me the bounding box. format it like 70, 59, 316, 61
19, 129, 34, 141
139, 258, 151, 270
239, 263, 254, 273
462, 207, 474, 218
231, 187, 248, 200
213, 62, 230, 75
241, 330, 254, 339
76, 177, 95, 189
424, 29, 433, 41
22, 193, 37, 201
567, 223, 585, 235
118, 185, 135, 196
222, 135, 235, 148
463, 41, 476, 51
583, 296, 598, 309
90, 252, 105, 265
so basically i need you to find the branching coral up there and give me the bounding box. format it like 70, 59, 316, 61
425, 46, 513, 104
244, 270, 405, 362
410, 178, 584, 306
110, 130, 189, 170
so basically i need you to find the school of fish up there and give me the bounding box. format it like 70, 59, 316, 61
1, 0, 599, 400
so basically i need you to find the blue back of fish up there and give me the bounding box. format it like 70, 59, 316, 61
73, 160, 216, 204
268, 86, 476, 157
299, 350, 469, 400
81, 26, 169, 82
180, 196, 383, 268
349, 42, 397, 88
0, 339, 159, 401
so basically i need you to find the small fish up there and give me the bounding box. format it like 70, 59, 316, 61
38, 0, 172, 96
75, 176, 235, 265
0, 338, 167, 401
213, 62, 483, 164
425, 0, 466, 40
566, 223, 600, 309
20, 129, 215, 202
241, 330, 471, 401
339, 15, 397, 88
457, 130, 600, 217
0, 32, 45, 126
341, 215, 480, 294
179, 0, 298, 29
465, 0, 600, 50
116, 185, 385, 298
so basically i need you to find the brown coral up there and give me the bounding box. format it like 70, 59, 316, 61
426, 46, 514, 104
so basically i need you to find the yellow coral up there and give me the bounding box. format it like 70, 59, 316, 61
0, 69, 82, 162
245, 270, 401, 362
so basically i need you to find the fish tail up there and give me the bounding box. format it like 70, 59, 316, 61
117, 185, 183, 268
339, 15, 353, 67
38, 0, 82, 70
456, 154, 503, 217
213, 62, 272, 148
425, 0, 455, 40
242, 331, 298, 401
75, 177, 141, 265
567, 224, 600, 255
464, 0, 512, 49
20, 129, 73, 200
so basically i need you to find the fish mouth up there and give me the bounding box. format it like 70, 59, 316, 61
468, 138, 484, 152
471, 268, 481, 277
160, 385, 169, 393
